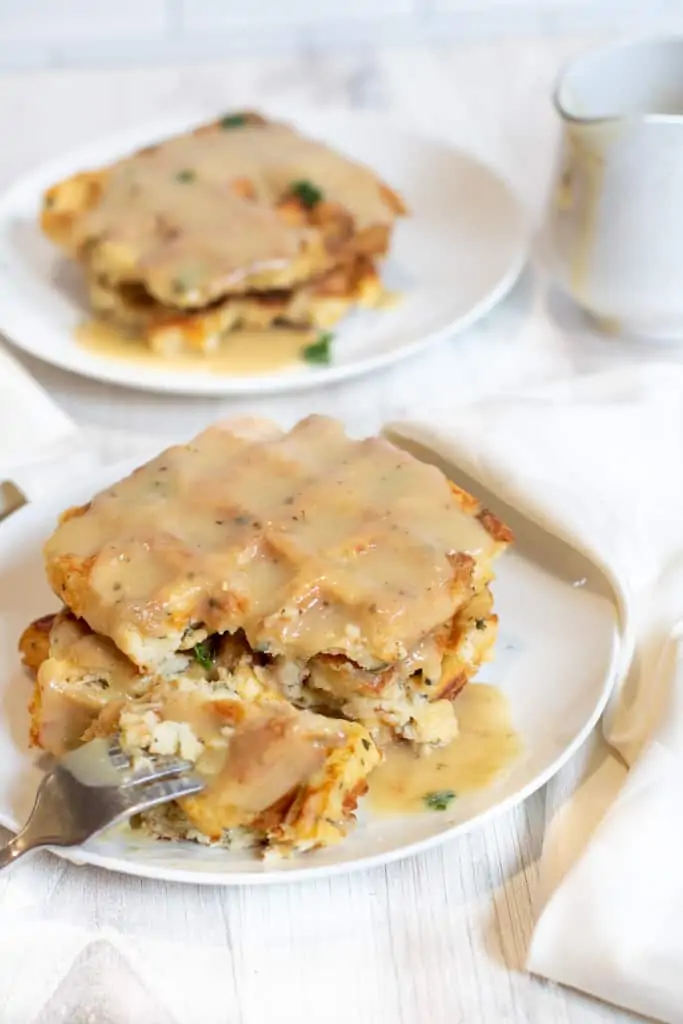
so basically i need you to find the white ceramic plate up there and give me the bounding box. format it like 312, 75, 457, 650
0, 456, 624, 886
0, 109, 527, 396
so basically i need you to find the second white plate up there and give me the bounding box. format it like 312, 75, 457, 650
0, 109, 527, 396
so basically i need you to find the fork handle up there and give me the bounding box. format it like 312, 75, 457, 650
0, 831, 40, 871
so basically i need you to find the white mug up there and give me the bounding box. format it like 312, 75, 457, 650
542, 37, 683, 339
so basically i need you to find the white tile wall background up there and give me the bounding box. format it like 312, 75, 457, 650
0, 0, 679, 69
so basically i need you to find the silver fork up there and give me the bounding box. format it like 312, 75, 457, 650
0, 736, 205, 871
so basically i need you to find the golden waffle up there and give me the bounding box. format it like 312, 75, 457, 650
23, 611, 145, 754
21, 418, 513, 855
86, 256, 384, 355
21, 577, 498, 756
41, 112, 405, 309
44, 416, 512, 676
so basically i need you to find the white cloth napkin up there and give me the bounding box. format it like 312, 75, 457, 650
388, 362, 683, 1023
0, 343, 94, 514
0, 342, 162, 509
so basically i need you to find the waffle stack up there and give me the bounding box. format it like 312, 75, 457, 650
40, 112, 406, 356
19, 416, 512, 855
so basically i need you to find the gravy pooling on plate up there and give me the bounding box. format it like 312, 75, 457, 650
368, 684, 521, 816
76, 320, 315, 376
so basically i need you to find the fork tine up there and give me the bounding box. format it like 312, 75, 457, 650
120, 757, 195, 787
123, 774, 205, 815
107, 739, 131, 772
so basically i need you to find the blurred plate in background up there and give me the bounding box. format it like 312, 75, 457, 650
0, 109, 528, 396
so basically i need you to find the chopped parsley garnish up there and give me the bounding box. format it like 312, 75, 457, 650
423, 789, 456, 811
302, 332, 333, 366
290, 179, 323, 209
176, 169, 196, 183
220, 114, 247, 129
192, 638, 218, 671
171, 269, 200, 296
475, 618, 487, 631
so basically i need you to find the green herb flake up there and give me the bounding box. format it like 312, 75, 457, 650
220, 114, 247, 129
171, 267, 201, 296
361, 738, 371, 751
176, 169, 196, 183
423, 789, 456, 812
192, 639, 217, 671
475, 618, 487, 631
290, 179, 323, 209
302, 332, 333, 366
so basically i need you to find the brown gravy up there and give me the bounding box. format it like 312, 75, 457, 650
158, 688, 346, 814
76, 319, 313, 376
368, 685, 521, 815
45, 415, 501, 669
76, 121, 397, 307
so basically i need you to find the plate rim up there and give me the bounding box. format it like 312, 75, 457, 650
0, 457, 624, 886
0, 108, 529, 397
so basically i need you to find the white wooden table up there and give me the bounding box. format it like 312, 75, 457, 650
0, 34, 668, 1024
